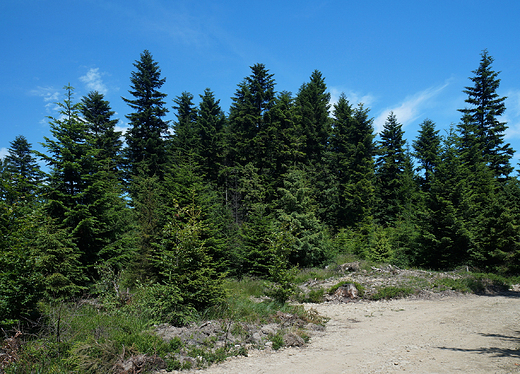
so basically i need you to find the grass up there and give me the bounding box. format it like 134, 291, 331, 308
370, 286, 416, 300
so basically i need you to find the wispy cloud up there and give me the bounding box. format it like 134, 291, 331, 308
29, 86, 60, 113
504, 89, 520, 140
329, 87, 376, 114
0, 147, 8, 160
80, 68, 108, 95
373, 82, 450, 133
115, 119, 129, 136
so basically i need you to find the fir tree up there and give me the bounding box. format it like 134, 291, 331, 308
4, 135, 44, 201
295, 70, 331, 166
413, 119, 441, 192
197, 88, 226, 186
294, 70, 333, 223
37, 85, 93, 222
123, 50, 169, 180
81, 91, 123, 174
458, 50, 514, 180
275, 167, 331, 267
38, 86, 130, 275
227, 63, 276, 170
225, 64, 277, 222
331, 95, 375, 229
375, 112, 407, 225
417, 128, 470, 268
171, 91, 198, 163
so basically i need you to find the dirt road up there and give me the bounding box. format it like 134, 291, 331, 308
187, 293, 520, 373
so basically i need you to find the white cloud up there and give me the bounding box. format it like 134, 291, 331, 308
115, 120, 129, 136
0, 147, 8, 160
80, 68, 108, 95
504, 89, 520, 140
29, 86, 60, 113
374, 82, 450, 133
329, 87, 375, 112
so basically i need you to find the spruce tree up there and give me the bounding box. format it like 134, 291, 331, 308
275, 167, 331, 267
171, 91, 198, 163
197, 88, 226, 186
458, 50, 514, 180
413, 119, 441, 192
294, 70, 333, 224
123, 50, 169, 180
227, 63, 276, 170
81, 91, 123, 174
4, 135, 44, 201
375, 112, 407, 225
38, 86, 130, 275
331, 95, 375, 229
37, 85, 93, 223
225, 64, 277, 222
417, 128, 471, 269
295, 70, 331, 166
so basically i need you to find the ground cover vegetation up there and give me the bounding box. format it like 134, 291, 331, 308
2, 49, 520, 372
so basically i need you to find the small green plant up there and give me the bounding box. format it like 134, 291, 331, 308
269, 332, 284, 350
306, 288, 325, 303
371, 286, 414, 300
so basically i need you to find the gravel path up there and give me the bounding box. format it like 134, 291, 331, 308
185, 293, 520, 373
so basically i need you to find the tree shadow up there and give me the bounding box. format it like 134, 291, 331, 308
437, 331, 520, 358
473, 290, 520, 299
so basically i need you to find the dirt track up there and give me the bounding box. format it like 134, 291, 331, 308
187, 293, 520, 373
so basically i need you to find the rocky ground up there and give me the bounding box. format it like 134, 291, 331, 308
177, 292, 520, 374
143, 265, 520, 373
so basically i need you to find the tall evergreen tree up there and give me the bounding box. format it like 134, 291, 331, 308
37, 85, 92, 221
123, 50, 169, 180
81, 91, 123, 174
295, 70, 332, 223
80, 91, 131, 269
171, 91, 198, 163
295, 70, 331, 166
375, 112, 407, 225
269, 91, 304, 174
225, 64, 277, 222
197, 88, 226, 186
330, 95, 375, 229
413, 119, 441, 192
36, 85, 91, 276
4, 135, 43, 202
38, 86, 130, 276
458, 50, 514, 180
417, 128, 470, 269
227, 63, 276, 169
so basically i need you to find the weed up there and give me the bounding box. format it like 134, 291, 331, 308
269, 332, 284, 350
296, 288, 325, 303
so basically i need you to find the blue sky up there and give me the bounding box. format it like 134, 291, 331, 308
2, 0, 520, 169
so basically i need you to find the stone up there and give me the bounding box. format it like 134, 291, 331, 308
334, 283, 358, 299
283, 332, 305, 347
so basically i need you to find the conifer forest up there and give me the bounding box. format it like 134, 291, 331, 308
1, 49, 519, 330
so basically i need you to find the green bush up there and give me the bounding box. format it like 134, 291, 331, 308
130, 282, 197, 326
